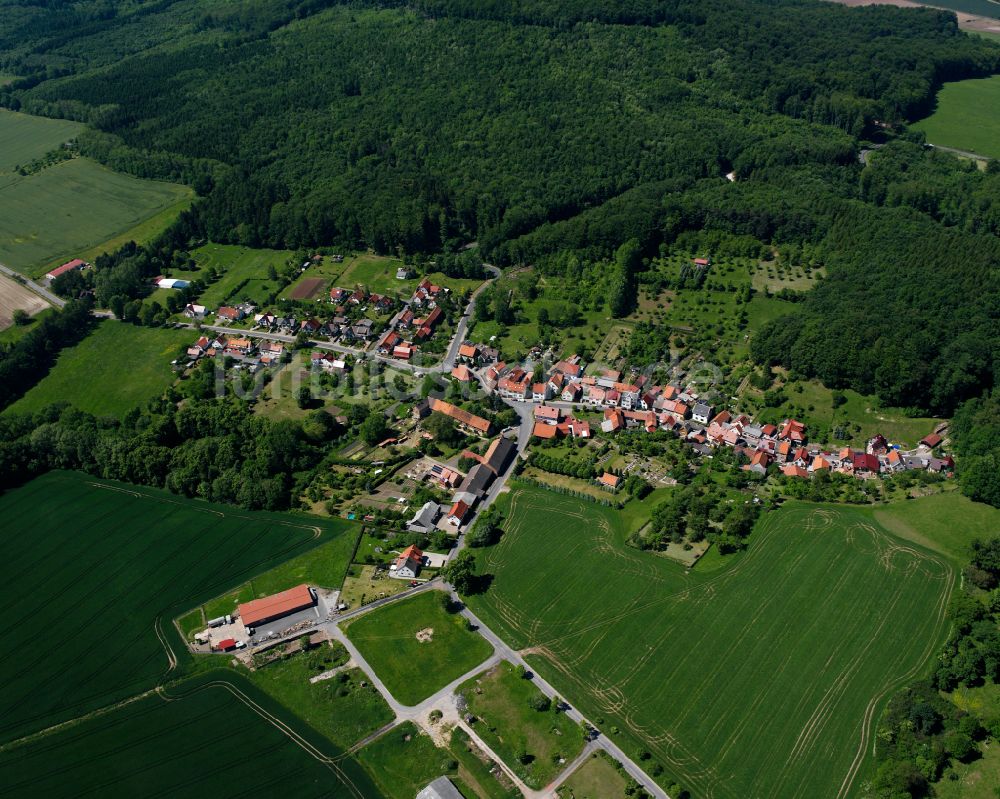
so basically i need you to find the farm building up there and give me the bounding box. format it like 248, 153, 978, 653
417, 778, 464, 799
407, 501, 441, 533
238, 584, 316, 627
45, 258, 88, 282
156, 278, 191, 290
215, 638, 237, 652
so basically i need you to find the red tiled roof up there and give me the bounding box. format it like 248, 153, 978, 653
428, 397, 490, 433
532, 421, 559, 439
46, 259, 87, 278
239, 584, 315, 627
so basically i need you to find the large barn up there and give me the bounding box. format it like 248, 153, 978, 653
238, 584, 316, 628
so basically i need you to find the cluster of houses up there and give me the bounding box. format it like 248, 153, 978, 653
377, 279, 450, 361
186, 299, 384, 345
186, 333, 286, 369
459, 345, 952, 483
406, 436, 517, 533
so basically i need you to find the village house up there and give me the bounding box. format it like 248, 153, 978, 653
392, 545, 423, 579
311, 351, 346, 373
258, 341, 285, 365
45, 258, 89, 283
378, 331, 401, 355
458, 343, 480, 364
216, 305, 245, 323
183, 303, 207, 319
415, 306, 443, 340
598, 472, 621, 491
692, 402, 714, 425
447, 500, 472, 527
407, 503, 440, 534
427, 397, 491, 435
561, 383, 582, 403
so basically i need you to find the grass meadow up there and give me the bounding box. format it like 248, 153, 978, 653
912, 75, 1000, 159
459, 660, 584, 789
467, 486, 955, 799
0, 471, 352, 745
192, 242, 293, 308
345, 590, 494, 705
0, 109, 192, 276
4, 320, 190, 417
873, 492, 1000, 564
357, 721, 459, 799
559, 751, 630, 798
0, 109, 82, 171
245, 652, 394, 749
0, 670, 383, 798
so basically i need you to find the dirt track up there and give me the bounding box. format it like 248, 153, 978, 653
0, 271, 49, 330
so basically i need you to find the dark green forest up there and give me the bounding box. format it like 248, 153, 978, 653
2, 0, 1000, 504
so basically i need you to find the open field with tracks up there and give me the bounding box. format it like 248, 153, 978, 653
0, 111, 192, 277
0, 471, 352, 746
3, 320, 190, 417
467, 486, 955, 799
0, 271, 48, 329
0, 670, 383, 798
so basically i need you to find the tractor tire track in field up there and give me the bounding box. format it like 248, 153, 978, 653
159, 678, 370, 798
485, 494, 956, 799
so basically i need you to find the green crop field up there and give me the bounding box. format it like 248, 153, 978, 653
0, 111, 192, 276
912, 76, 1000, 159
0, 109, 83, 171
0, 670, 383, 798
4, 320, 190, 417
0, 471, 356, 745
466, 486, 955, 799
193, 243, 294, 308
345, 590, 494, 705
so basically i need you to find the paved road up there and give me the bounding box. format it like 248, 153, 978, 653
927, 143, 993, 161
454, 592, 669, 799
0, 262, 65, 308
442, 264, 500, 371
190, 266, 498, 378
321, 581, 668, 799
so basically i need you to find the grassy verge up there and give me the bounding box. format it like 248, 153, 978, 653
450, 726, 523, 799
244, 645, 394, 749
357, 721, 459, 799
459, 661, 585, 789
